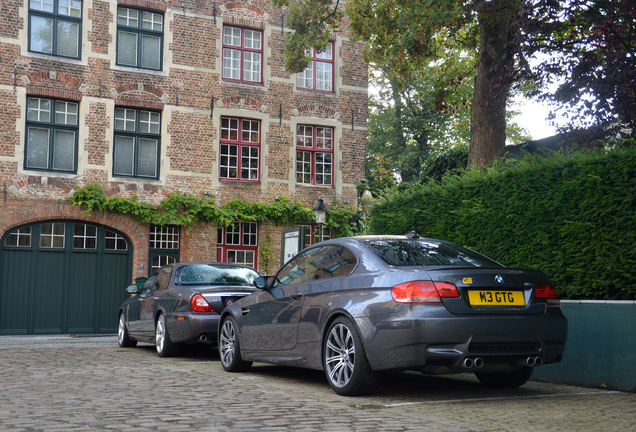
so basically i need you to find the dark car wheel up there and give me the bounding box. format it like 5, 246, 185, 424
475, 367, 534, 388
155, 313, 179, 357
219, 316, 252, 372
323, 316, 378, 396
117, 313, 137, 348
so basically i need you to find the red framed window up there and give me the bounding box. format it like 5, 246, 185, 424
222, 26, 262, 83
297, 43, 334, 92
216, 222, 258, 269
220, 117, 260, 181
296, 125, 333, 186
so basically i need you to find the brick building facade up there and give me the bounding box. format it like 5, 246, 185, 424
0, 0, 367, 335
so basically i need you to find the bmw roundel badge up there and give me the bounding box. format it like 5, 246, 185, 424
227, 300, 233, 306
495, 275, 504, 284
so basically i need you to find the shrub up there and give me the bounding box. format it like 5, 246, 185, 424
369, 148, 636, 300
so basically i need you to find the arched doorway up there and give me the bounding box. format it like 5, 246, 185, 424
0, 220, 133, 335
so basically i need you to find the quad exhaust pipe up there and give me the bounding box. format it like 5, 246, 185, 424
462, 357, 484, 369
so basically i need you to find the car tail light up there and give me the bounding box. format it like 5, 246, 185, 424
391, 281, 459, 303
191, 294, 215, 312
535, 283, 560, 305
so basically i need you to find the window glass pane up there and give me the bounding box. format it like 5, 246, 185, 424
105, 230, 128, 250
40, 222, 65, 248
223, 27, 241, 46
113, 136, 134, 175
149, 226, 180, 249
30, 15, 53, 54
241, 146, 258, 180
140, 111, 160, 134
242, 120, 259, 143
243, 51, 261, 82
118, 7, 138, 27
316, 127, 333, 149
5, 227, 32, 248
118, 31, 138, 66
296, 151, 311, 184
244, 30, 261, 49
316, 43, 333, 60
296, 125, 313, 147
26, 127, 50, 169
226, 223, 240, 245
142, 12, 162, 31
115, 108, 136, 131
223, 48, 241, 79
30, 0, 54, 13
73, 224, 97, 249
316, 61, 333, 91
53, 130, 75, 171
58, 0, 82, 18
56, 20, 79, 57
27, 98, 51, 123
221, 118, 239, 141
55, 101, 78, 126
297, 63, 313, 89
141, 34, 161, 69
138, 138, 158, 177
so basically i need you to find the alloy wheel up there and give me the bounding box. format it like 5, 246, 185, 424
325, 322, 355, 388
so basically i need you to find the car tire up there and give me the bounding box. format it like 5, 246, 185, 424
475, 367, 534, 388
323, 316, 378, 396
117, 312, 137, 348
155, 313, 179, 357
219, 316, 252, 372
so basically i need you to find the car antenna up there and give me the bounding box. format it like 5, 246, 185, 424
405, 231, 419, 239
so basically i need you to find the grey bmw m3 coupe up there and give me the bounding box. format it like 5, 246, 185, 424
218, 235, 567, 396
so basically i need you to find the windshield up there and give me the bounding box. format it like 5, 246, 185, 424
175, 264, 259, 286
363, 239, 503, 267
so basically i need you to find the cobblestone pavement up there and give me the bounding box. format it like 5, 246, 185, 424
0, 336, 634, 431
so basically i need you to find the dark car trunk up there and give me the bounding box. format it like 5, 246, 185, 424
425, 267, 551, 315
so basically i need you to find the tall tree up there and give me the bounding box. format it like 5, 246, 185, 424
519, 0, 636, 138
274, 0, 524, 167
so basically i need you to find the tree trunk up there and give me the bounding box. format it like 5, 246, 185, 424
469, 0, 520, 167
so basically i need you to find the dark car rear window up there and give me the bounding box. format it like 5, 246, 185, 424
175, 265, 258, 286
363, 239, 503, 267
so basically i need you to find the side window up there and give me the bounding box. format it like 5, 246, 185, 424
275, 246, 331, 287
314, 246, 357, 280
222, 26, 262, 83
154, 266, 173, 290
297, 43, 333, 92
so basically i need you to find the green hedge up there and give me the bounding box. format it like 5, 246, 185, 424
369, 148, 636, 300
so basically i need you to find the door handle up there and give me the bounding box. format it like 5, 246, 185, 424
154, 296, 159, 300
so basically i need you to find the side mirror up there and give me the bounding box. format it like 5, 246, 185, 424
253, 276, 271, 290
126, 285, 140, 295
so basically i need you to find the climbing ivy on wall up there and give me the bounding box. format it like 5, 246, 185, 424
68, 183, 365, 236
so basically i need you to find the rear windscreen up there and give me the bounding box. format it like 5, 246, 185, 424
363, 239, 503, 267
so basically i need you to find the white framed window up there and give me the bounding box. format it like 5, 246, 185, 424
297, 43, 333, 92
296, 125, 334, 186
220, 117, 260, 181
217, 222, 258, 269
223, 26, 262, 83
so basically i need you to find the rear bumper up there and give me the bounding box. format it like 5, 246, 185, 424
165, 312, 221, 345
358, 308, 567, 372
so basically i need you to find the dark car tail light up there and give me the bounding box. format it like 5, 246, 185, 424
191, 294, 215, 312
535, 283, 560, 305
391, 281, 459, 303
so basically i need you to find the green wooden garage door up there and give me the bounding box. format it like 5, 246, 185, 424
0, 220, 133, 335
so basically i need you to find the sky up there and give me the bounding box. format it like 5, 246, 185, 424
513, 98, 558, 141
